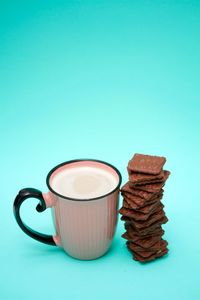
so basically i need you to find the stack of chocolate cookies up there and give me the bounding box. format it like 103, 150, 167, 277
119, 153, 170, 262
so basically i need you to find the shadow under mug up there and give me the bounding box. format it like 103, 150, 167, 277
13, 159, 122, 260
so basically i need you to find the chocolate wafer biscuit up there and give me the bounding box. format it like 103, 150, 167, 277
127, 239, 168, 260
122, 197, 163, 214
127, 187, 163, 201
121, 205, 165, 224
121, 182, 164, 201
122, 210, 167, 230
123, 227, 164, 242
124, 216, 168, 235
121, 190, 163, 209
127, 239, 168, 253
128, 170, 165, 185
128, 153, 166, 175
121, 192, 147, 207
122, 194, 162, 210
132, 248, 168, 262
122, 230, 164, 248
119, 206, 147, 221
119, 203, 164, 221
122, 196, 142, 210
129, 171, 170, 193
129, 180, 164, 193
133, 235, 165, 249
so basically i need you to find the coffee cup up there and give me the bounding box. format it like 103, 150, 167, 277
13, 159, 122, 260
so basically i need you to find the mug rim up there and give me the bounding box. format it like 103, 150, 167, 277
46, 159, 122, 201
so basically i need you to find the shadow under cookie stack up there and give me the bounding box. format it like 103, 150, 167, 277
119, 153, 170, 263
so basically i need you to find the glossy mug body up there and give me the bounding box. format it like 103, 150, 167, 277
13, 159, 122, 260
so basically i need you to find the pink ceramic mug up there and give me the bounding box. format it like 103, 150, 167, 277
13, 159, 122, 260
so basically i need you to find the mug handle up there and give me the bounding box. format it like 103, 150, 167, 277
13, 188, 56, 246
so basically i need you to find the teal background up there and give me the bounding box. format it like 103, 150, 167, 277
0, 0, 200, 299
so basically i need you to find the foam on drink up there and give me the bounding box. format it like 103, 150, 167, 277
51, 163, 118, 199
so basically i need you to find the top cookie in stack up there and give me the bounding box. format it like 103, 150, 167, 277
119, 153, 170, 263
